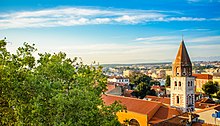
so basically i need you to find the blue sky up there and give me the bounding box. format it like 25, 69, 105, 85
0, 0, 220, 64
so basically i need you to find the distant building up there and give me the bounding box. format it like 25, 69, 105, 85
213, 73, 220, 86
156, 69, 166, 78
123, 70, 132, 77
165, 70, 172, 76
193, 74, 213, 92
107, 76, 129, 85
170, 40, 195, 112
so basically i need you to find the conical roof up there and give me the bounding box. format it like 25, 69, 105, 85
174, 40, 191, 66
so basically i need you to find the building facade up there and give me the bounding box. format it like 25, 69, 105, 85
170, 40, 195, 112
193, 74, 213, 92
107, 76, 130, 85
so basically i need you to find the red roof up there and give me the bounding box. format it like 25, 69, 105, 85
149, 105, 182, 124
123, 90, 134, 97
102, 95, 182, 123
146, 95, 171, 105
102, 95, 161, 117
195, 102, 216, 109
193, 74, 213, 80
195, 105, 220, 113
106, 84, 116, 92
196, 97, 215, 104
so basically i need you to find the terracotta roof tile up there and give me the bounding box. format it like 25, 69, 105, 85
195, 104, 220, 113
146, 95, 171, 105
123, 90, 134, 97
152, 112, 199, 126
193, 74, 213, 80
149, 105, 181, 124
214, 105, 220, 111
195, 102, 217, 109
106, 84, 116, 92
174, 41, 192, 66
102, 94, 161, 118
196, 98, 215, 104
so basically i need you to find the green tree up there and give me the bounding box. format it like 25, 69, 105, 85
129, 72, 151, 85
165, 75, 171, 87
216, 90, 220, 100
202, 81, 218, 98
150, 80, 161, 86
134, 82, 156, 98
0, 39, 123, 125
129, 73, 156, 98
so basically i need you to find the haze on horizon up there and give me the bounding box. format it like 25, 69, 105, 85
0, 0, 220, 64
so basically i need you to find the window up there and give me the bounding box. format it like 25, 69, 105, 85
188, 81, 190, 86
177, 96, 179, 104
183, 68, 186, 76
179, 81, 181, 86
175, 81, 177, 86
191, 81, 193, 86
129, 119, 140, 126
176, 67, 179, 76
188, 96, 191, 105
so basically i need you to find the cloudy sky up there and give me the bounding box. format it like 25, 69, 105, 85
0, 0, 220, 64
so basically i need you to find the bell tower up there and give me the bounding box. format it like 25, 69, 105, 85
170, 39, 195, 112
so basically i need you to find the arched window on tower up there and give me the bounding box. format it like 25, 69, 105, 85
179, 81, 181, 86
176, 67, 179, 76
177, 96, 180, 104
191, 81, 193, 86
189, 68, 192, 76
183, 68, 186, 76
188, 81, 190, 87
188, 96, 191, 105
175, 81, 177, 86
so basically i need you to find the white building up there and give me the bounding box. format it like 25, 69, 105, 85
107, 76, 130, 85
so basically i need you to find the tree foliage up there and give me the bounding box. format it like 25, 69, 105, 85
216, 90, 220, 100
0, 39, 123, 125
202, 81, 218, 98
165, 75, 171, 87
129, 73, 156, 98
150, 80, 160, 86
129, 72, 151, 85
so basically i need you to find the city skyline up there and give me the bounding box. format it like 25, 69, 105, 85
0, 0, 220, 64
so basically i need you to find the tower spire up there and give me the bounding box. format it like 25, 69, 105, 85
173, 39, 192, 77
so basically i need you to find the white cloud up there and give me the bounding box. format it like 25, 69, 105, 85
135, 36, 178, 42
166, 17, 206, 21
135, 35, 220, 44
180, 28, 210, 31
211, 18, 220, 21
36, 42, 178, 64
0, 7, 217, 29
189, 36, 220, 42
